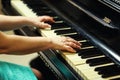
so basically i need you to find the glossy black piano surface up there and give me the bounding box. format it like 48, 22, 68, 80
1, 0, 120, 80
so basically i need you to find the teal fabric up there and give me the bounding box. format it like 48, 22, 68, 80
0, 61, 37, 80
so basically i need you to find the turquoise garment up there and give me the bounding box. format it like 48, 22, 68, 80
0, 61, 37, 80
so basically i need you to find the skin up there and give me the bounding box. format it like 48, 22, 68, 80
0, 14, 81, 80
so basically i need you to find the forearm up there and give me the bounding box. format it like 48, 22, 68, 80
0, 32, 52, 55
0, 15, 31, 31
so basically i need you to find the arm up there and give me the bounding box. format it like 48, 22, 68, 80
0, 15, 81, 55
0, 31, 81, 55
0, 15, 54, 31
0, 31, 52, 54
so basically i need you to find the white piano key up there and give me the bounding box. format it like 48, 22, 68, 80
11, 1, 37, 17
76, 64, 112, 80
11, 0, 58, 37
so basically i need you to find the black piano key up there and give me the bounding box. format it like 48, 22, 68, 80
95, 64, 120, 78
79, 51, 103, 59
37, 12, 56, 16
65, 34, 85, 41
23, 1, 48, 9
53, 17, 63, 21
32, 7, 50, 11
38, 10, 52, 14
54, 29, 77, 35
78, 47, 96, 54
80, 41, 93, 47
23, 0, 54, 16
86, 57, 112, 66
77, 48, 104, 60
23, 0, 46, 5
33, 9, 52, 13
34, 8, 56, 16
81, 53, 103, 58
27, 4, 47, 9
81, 53, 103, 59
51, 23, 70, 30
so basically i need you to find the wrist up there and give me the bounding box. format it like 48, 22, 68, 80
22, 17, 34, 26
45, 37, 54, 49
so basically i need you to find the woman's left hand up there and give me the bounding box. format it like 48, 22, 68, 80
29, 16, 55, 29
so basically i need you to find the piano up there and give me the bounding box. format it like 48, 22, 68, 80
1, 0, 120, 80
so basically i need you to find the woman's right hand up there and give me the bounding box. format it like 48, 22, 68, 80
49, 36, 81, 53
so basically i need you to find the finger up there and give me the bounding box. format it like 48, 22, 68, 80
64, 45, 76, 53
65, 37, 82, 46
39, 16, 55, 23
38, 22, 51, 29
65, 42, 81, 49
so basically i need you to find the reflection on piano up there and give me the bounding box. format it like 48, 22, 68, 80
2, 0, 120, 80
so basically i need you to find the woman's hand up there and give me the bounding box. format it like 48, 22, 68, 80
49, 36, 81, 53
29, 16, 55, 29
27, 16, 81, 52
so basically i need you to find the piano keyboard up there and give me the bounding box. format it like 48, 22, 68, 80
11, 0, 120, 80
